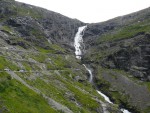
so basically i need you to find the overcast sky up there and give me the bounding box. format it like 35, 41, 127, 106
15, 0, 150, 23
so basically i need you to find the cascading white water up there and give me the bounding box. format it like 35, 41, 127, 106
74, 26, 87, 59
97, 90, 113, 104
83, 64, 93, 82
84, 66, 131, 113
74, 26, 131, 113
120, 109, 131, 113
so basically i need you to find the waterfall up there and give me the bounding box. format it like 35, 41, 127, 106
74, 26, 131, 113
74, 26, 87, 59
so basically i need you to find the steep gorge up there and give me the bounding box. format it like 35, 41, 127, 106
0, 0, 150, 113
0, 0, 119, 113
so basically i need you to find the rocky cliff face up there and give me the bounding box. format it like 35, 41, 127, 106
0, 0, 84, 52
0, 0, 120, 113
102, 33, 150, 81
84, 7, 150, 48
83, 7, 150, 82
0, 0, 150, 113
82, 7, 150, 113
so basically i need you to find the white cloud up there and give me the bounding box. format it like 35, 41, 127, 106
15, 0, 150, 23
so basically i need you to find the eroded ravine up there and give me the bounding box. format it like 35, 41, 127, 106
74, 26, 131, 113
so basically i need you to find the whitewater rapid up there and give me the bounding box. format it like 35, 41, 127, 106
74, 26, 131, 113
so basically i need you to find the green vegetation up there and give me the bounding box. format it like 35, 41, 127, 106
97, 20, 150, 43
1, 26, 13, 35
56, 72, 101, 111
50, 55, 70, 69
63, 81, 99, 111
22, 62, 34, 71
6, 37, 31, 49
145, 82, 150, 92
0, 72, 57, 113
0, 44, 105, 113
37, 44, 66, 54
50, 44, 66, 53
0, 1, 40, 22
3, 0, 149, 112
37, 47, 56, 54
0, 56, 19, 71
16, 69, 103, 113
30, 54, 47, 63
143, 106, 150, 113
12, 3, 43, 19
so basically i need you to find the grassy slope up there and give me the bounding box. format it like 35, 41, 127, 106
0, 44, 108, 112
0, 72, 56, 113
97, 19, 150, 43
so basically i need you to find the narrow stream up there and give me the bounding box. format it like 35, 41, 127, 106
83, 64, 93, 83
74, 26, 131, 113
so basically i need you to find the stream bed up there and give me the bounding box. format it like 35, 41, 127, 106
74, 26, 131, 113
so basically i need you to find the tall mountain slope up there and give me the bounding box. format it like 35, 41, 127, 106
0, 0, 150, 113
83, 7, 150, 113
0, 0, 84, 52
0, 0, 120, 113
